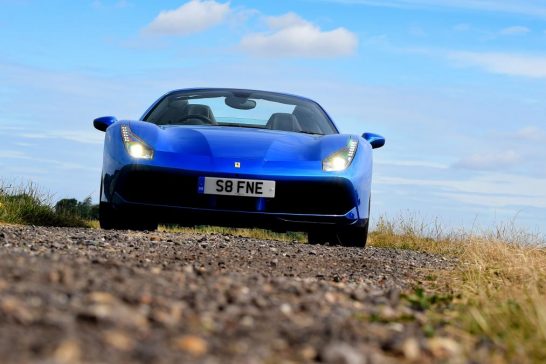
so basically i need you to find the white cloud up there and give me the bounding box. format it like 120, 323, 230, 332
320, 0, 546, 18
0, 150, 27, 159
453, 150, 520, 171
438, 191, 544, 209
0, 149, 90, 171
377, 159, 449, 169
0, 125, 26, 132
376, 173, 546, 209
515, 126, 546, 141
141, 5, 357, 57
448, 51, 546, 78
17, 130, 103, 145
499, 26, 531, 35
144, 0, 230, 36
240, 12, 358, 58
266, 12, 307, 30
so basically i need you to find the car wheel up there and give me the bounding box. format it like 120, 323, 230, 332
99, 202, 116, 230
335, 221, 369, 248
309, 195, 371, 248
337, 196, 371, 248
307, 230, 336, 245
99, 203, 158, 231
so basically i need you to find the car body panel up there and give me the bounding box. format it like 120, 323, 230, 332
97, 88, 380, 232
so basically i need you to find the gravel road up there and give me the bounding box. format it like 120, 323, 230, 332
0, 225, 455, 364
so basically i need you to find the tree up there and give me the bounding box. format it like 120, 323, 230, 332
55, 198, 79, 215
55, 197, 99, 219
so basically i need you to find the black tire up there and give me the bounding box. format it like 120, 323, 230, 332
307, 229, 337, 245
307, 223, 368, 248
99, 203, 158, 231
335, 195, 371, 248
335, 221, 369, 248
99, 202, 116, 230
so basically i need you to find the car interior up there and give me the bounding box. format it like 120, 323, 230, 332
145, 95, 331, 135
265, 113, 302, 132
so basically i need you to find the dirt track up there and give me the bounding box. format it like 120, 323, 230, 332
0, 225, 454, 364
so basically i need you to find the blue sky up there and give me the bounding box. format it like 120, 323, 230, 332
1, 0, 546, 234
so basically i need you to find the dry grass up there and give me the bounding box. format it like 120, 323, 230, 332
456, 238, 546, 362
370, 215, 546, 363
369, 215, 464, 256
159, 224, 306, 242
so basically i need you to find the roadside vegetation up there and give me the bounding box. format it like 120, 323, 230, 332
371, 215, 546, 363
0, 183, 91, 227
160, 225, 306, 242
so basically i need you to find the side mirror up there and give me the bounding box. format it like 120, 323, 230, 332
93, 116, 117, 132
363, 132, 385, 149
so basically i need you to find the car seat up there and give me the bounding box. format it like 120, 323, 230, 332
266, 113, 302, 132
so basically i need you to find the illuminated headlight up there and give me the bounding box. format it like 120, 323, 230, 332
322, 138, 358, 172
121, 125, 154, 160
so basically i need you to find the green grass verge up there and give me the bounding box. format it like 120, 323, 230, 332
0, 183, 89, 227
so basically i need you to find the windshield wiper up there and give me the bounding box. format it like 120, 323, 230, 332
219, 123, 265, 129
298, 130, 324, 136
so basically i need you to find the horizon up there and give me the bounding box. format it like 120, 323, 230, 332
1, 0, 545, 235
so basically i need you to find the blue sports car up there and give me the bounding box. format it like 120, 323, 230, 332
93, 88, 384, 247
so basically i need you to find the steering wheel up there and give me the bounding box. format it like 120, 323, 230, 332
177, 114, 214, 125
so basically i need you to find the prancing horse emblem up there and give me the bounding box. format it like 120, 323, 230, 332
235, 162, 241, 168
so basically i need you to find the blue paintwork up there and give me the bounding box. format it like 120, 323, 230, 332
95, 88, 384, 230
362, 132, 386, 149
93, 116, 117, 132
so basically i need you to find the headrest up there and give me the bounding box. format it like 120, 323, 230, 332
183, 104, 216, 121
266, 113, 302, 132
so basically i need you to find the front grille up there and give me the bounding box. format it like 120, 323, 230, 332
116, 167, 354, 215
117, 169, 205, 207
268, 180, 354, 215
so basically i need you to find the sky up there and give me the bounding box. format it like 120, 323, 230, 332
1, 0, 545, 235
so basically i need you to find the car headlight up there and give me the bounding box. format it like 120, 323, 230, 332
121, 125, 154, 160
322, 138, 358, 172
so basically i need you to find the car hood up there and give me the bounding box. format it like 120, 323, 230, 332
127, 122, 354, 162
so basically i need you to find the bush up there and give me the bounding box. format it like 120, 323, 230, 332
55, 197, 99, 220
0, 183, 89, 227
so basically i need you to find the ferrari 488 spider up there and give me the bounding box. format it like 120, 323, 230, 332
94, 88, 384, 247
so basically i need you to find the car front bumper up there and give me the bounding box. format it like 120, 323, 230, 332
103, 164, 367, 231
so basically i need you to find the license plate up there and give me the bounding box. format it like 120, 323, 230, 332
198, 177, 276, 198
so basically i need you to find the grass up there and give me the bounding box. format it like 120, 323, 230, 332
0, 183, 89, 227
456, 239, 546, 362
159, 224, 307, 242
369, 215, 546, 363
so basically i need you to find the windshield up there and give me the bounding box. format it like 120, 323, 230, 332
143, 89, 338, 135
